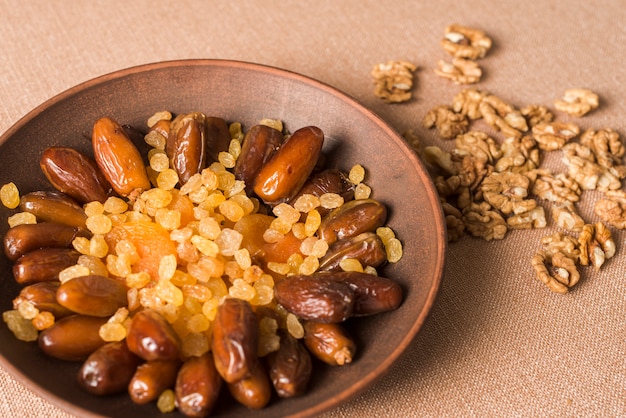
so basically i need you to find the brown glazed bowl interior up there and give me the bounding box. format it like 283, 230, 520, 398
0, 59, 446, 417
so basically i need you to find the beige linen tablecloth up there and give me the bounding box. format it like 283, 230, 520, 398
1, 1, 625, 416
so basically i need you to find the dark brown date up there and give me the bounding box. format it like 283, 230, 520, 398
13, 282, 73, 318
267, 330, 312, 398
274, 275, 354, 323
129, 360, 180, 405
205, 116, 232, 162
13, 248, 81, 285
40, 146, 113, 204
318, 198, 387, 245
234, 124, 283, 193
168, 112, 207, 185
227, 359, 272, 409
211, 298, 259, 383
126, 309, 181, 362
3, 222, 90, 262
318, 232, 387, 272
288, 168, 354, 216
324, 271, 403, 316
78, 341, 141, 395
19, 191, 87, 229
92, 116, 151, 199
175, 352, 222, 418
253, 126, 324, 203
303, 321, 356, 366
38, 315, 107, 361
56, 275, 128, 317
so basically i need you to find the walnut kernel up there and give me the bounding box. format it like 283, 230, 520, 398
462, 201, 508, 241
422, 105, 469, 139
554, 88, 599, 117
452, 88, 487, 120
531, 250, 579, 293
551, 202, 585, 232
532, 122, 580, 151
594, 190, 626, 229
495, 136, 540, 173
434, 58, 482, 84
371, 60, 417, 103
441, 24, 493, 59
520, 105, 554, 128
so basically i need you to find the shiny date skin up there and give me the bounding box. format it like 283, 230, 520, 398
38, 315, 107, 361
129, 360, 180, 405
13, 282, 73, 318
253, 126, 324, 203
227, 359, 272, 409
168, 112, 208, 185
56, 275, 128, 317
205, 116, 232, 163
211, 298, 259, 383
3, 222, 90, 262
175, 352, 222, 418
318, 232, 387, 272
40, 147, 113, 204
19, 191, 88, 229
126, 309, 181, 362
303, 321, 356, 366
318, 198, 387, 245
78, 341, 141, 396
274, 275, 354, 323
92, 116, 151, 199
234, 124, 284, 193
13, 248, 81, 285
287, 168, 354, 216
322, 271, 403, 316
267, 329, 312, 398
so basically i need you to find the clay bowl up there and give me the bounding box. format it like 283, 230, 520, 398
0, 59, 446, 417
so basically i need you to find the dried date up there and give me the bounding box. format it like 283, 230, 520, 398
92, 116, 151, 199
78, 341, 141, 395
211, 298, 259, 383
38, 315, 107, 361
175, 352, 222, 418
318, 198, 387, 245
56, 275, 128, 317
19, 191, 87, 229
40, 147, 113, 204
325, 271, 403, 316
274, 275, 354, 323
128, 360, 180, 405
227, 360, 272, 409
234, 124, 283, 193
303, 321, 356, 366
253, 126, 324, 203
267, 330, 312, 398
13, 248, 81, 284
4, 222, 90, 262
168, 112, 208, 185
126, 309, 181, 362
13, 282, 73, 318
318, 232, 387, 272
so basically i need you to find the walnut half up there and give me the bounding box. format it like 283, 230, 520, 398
594, 190, 626, 229
441, 24, 493, 59
554, 88, 599, 117
531, 250, 579, 294
371, 60, 417, 103
434, 58, 482, 84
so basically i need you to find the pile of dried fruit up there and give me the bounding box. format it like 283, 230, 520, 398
378, 24, 623, 294
1, 112, 404, 415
